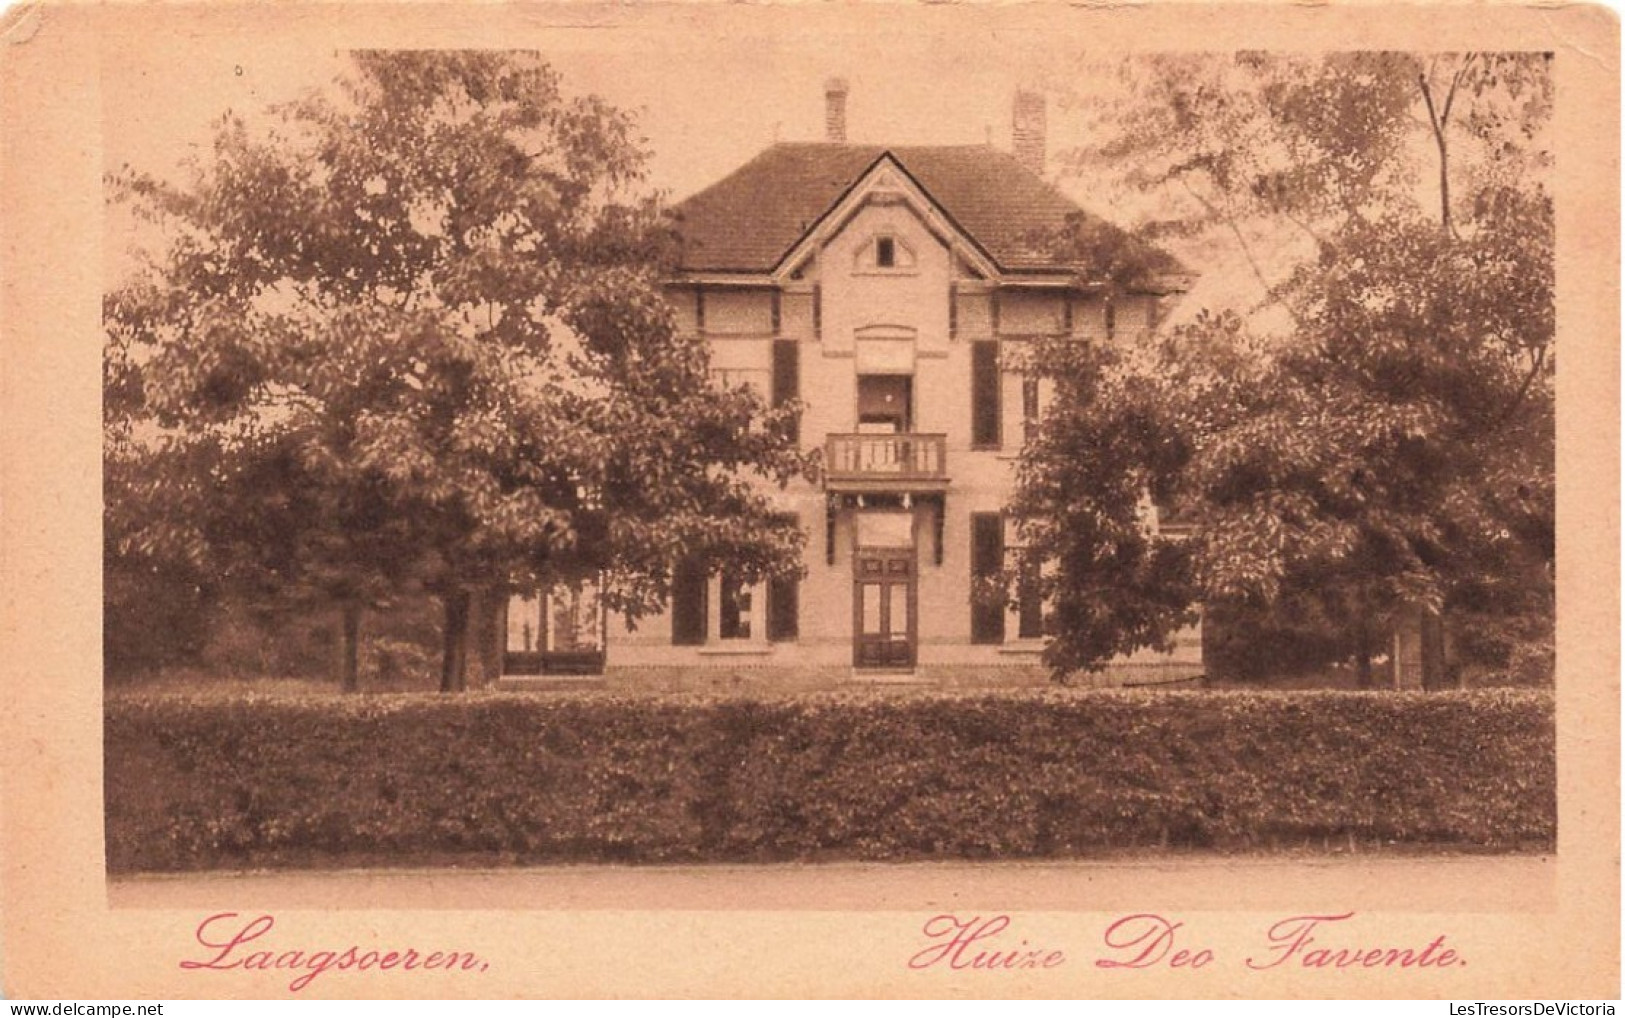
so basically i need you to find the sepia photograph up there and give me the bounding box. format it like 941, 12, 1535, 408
0, 0, 1616, 1001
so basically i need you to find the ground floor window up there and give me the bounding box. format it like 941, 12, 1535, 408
970, 512, 1006, 643
549, 584, 602, 653
768, 571, 799, 642
1017, 548, 1044, 640
673, 514, 802, 648
719, 571, 754, 640
504, 580, 605, 674
970, 513, 1045, 643
506, 591, 542, 655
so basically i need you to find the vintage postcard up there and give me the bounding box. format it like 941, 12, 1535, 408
0, 0, 1617, 1000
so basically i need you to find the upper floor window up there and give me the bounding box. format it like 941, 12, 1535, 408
1021, 377, 1040, 445
857, 373, 913, 433
971, 340, 1001, 449
854, 232, 916, 273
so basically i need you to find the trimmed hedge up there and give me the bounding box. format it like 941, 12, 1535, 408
104, 689, 1555, 872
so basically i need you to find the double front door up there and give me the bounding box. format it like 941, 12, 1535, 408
853, 548, 916, 668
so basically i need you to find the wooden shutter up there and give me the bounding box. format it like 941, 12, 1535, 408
768, 513, 800, 641
772, 339, 800, 445
768, 573, 799, 642
671, 559, 707, 646
971, 341, 1001, 448
970, 512, 1005, 644
1018, 551, 1043, 639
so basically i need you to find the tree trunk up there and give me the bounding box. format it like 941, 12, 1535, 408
461, 587, 500, 690
440, 589, 471, 693
1418, 60, 1467, 237
1353, 610, 1373, 690
1432, 126, 1452, 235
478, 586, 509, 687
337, 602, 362, 693
1420, 611, 1450, 691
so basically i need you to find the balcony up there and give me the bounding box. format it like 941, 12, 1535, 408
824, 433, 949, 493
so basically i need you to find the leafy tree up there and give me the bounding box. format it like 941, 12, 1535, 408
105, 52, 812, 691
1016, 52, 1553, 685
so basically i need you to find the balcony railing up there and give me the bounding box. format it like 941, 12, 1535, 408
824, 433, 948, 488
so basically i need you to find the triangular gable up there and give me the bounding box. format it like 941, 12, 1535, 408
772, 152, 1001, 284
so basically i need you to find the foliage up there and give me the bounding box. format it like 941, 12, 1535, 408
1010, 335, 1201, 670
105, 688, 1554, 871
105, 52, 814, 687
1019, 52, 1554, 681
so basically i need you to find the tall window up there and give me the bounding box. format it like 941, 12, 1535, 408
971, 341, 1001, 449
671, 559, 708, 646
505, 583, 605, 675
970, 515, 1043, 642
1021, 377, 1040, 445
550, 584, 602, 652
970, 512, 1005, 643
720, 571, 753, 640
772, 339, 800, 445
767, 513, 801, 642
1016, 549, 1043, 640
768, 573, 799, 642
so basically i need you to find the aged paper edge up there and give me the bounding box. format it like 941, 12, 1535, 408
0, 0, 1617, 1000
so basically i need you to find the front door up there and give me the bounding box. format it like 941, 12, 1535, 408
853, 548, 916, 668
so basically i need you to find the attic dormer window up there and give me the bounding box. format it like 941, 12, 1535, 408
855, 233, 916, 274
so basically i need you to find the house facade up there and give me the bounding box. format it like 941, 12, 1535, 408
502, 84, 1204, 684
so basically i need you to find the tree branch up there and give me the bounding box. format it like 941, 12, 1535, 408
1276, 206, 1327, 247
1417, 71, 1453, 236
1173, 173, 1296, 324
1419, 54, 1478, 240
1493, 343, 1549, 429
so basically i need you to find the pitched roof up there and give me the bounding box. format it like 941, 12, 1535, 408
668, 142, 1188, 282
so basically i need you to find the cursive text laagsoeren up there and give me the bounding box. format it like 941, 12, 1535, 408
181, 912, 490, 993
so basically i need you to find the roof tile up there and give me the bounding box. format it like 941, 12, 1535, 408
669, 142, 1187, 281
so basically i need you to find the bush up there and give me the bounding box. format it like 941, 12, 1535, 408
104, 689, 1555, 871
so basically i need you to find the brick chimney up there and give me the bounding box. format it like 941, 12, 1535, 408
825, 77, 850, 143
1012, 89, 1046, 175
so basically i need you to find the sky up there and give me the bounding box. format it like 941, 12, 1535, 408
102, 15, 1089, 202
97, 7, 1282, 319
